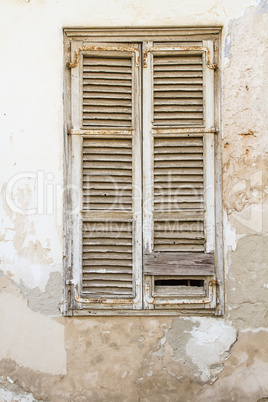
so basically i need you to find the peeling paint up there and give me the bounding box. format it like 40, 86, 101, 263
224, 33, 232, 64
165, 318, 238, 383
227, 235, 268, 330
18, 271, 63, 316
256, 0, 268, 13
185, 318, 237, 382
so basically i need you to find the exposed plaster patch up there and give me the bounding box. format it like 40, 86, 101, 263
0, 359, 61, 401
223, 210, 237, 276
196, 330, 268, 400
229, 204, 266, 235
165, 318, 195, 363
0, 277, 66, 375
0, 324, 267, 401
223, 33, 232, 66
157, 318, 238, 384
0, 376, 36, 402
223, 5, 268, 150
1, 178, 63, 291
18, 271, 63, 316
224, 210, 237, 252
0, 260, 61, 292
241, 327, 268, 334
255, 0, 268, 13
0, 275, 22, 299
223, 155, 268, 236
224, 156, 268, 211
12, 215, 52, 265
0, 203, 57, 291
185, 318, 237, 382
227, 235, 268, 330
62, 318, 173, 400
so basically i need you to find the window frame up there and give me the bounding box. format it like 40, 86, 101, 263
63, 27, 224, 316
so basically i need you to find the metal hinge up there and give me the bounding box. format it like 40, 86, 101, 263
66, 279, 75, 286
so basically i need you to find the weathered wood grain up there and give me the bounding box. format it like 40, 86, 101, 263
144, 252, 214, 276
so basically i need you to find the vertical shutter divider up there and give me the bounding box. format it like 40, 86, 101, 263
203, 40, 215, 253
143, 42, 154, 309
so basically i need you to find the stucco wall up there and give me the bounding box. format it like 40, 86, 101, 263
0, 0, 268, 400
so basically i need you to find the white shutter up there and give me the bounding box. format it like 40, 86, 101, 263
82, 220, 133, 296
153, 135, 205, 252
82, 137, 133, 211
82, 55, 132, 127
69, 44, 142, 310
143, 44, 216, 309
82, 138, 134, 297
153, 53, 204, 126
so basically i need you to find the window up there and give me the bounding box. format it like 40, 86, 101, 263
63, 27, 223, 316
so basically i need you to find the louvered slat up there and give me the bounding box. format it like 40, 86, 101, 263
153, 136, 205, 252
83, 55, 132, 127
153, 54, 204, 126
83, 138, 133, 211
154, 136, 204, 211
82, 221, 133, 296
154, 220, 205, 252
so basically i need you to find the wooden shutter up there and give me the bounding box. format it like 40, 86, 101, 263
153, 53, 204, 126
153, 135, 205, 253
69, 44, 142, 310
82, 137, 134, 297
143, 43, 216, 309
82, 137, 133, 211
66, 32, 221, 315
82, 55, 132, 127
82, 220, 133, 296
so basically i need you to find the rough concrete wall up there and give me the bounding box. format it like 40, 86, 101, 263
0, 0, 268, 401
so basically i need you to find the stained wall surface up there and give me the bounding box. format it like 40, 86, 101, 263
0, 0, 268, 401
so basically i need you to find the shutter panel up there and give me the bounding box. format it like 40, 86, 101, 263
82, 221, 133, 296
71, 45, 142, 309
153, 53, 204, 126
82, 137, 134, 297
82, 55, 132, 127
143, 45, 216, 308
82, 137, 133, 211
153, 135, 205, 252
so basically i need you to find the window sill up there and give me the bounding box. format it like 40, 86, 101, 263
66, 308, 223, 317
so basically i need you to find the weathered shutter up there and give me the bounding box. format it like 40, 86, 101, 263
82, 55, 132, 128
153, 53, 204, 126
69, 44, 142, 310
82, 138, 134, 297
143, 43, 216, 309
153, 135, 205, 253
